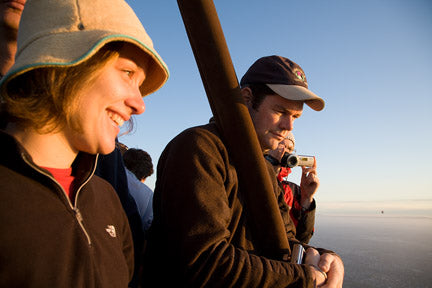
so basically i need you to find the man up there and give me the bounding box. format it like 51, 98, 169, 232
143, 56, 343, 287
266, 132, 319, 243
0, 0, 26, 77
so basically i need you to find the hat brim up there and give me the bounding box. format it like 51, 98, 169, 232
266, 84, 325, 111
1, 32, 169, 97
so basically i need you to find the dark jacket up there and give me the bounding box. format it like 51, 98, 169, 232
0, 131, 134, 288
274, 167, 316, 244
96, 144, 144, 288
282, 181, 316, 244
143, 122, 315, 287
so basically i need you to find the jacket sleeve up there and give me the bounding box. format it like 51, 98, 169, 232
288, 182, 316, 244
152, 127, 315, 288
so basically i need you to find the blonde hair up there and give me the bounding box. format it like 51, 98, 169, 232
1, 42, 124, 134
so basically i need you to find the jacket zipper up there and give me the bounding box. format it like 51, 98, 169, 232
21, 153, 97, 246
71, 154, 99, 246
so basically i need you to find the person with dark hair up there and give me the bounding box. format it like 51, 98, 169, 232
122, 147, 155, 233
0, 0, 169, 286
143, 55, 343, 287
123, 148, 154, 182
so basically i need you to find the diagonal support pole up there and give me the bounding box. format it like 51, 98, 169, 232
177, 0, 290, 257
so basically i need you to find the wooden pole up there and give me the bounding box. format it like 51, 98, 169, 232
177, 0, 290, 257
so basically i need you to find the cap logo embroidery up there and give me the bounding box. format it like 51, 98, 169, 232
293, 69, 306, 82
105, 225, 117, 238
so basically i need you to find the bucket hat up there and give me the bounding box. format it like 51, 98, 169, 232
240, 55, 324, 111
0, 0, 169, 97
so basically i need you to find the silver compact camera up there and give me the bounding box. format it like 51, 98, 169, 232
280, 153, 314, 168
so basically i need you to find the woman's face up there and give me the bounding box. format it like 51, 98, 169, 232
65, 43, 148, 155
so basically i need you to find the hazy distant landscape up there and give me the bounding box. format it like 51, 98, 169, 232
317, 199, 432, 217
309, 200, 432, 287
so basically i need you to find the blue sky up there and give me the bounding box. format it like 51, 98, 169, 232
121, 0, 432, 204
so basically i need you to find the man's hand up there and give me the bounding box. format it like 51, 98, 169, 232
317, 252, 344, 287
305, 248, 344, 288
305, 248, 326, 286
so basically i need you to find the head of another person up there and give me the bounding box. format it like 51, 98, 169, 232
239, 55, 324, 152
0, 0, 26, 38
266, 131, 296, 163
0, 0, 169, 155
123, 148, 154, 182
0, 0, 27, 77
282, 131, 295, 154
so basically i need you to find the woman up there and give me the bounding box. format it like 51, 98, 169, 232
266, 132, 319, 244
0, 0, 168, 287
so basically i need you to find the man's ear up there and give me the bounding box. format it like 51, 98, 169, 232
241, 87, 253, 107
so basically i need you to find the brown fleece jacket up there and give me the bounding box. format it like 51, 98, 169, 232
0, 131, 134, 287
142, 122, 317, 287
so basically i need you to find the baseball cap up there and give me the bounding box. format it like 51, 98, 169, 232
240, 55, 324, 111
0, 0, 169, 97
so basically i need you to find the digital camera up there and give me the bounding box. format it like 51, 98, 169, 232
280, 153, 314, 168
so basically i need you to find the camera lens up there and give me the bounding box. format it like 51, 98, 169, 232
287, 154, 298, 167
281, 153, 299, 168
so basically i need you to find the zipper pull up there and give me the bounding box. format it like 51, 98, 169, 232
75, 208, 83, 222
74, 208, 92, 245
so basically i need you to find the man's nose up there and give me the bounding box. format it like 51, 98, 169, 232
280, 115, 294, 132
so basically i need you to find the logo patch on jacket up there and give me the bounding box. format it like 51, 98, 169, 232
105, 225, 117, 238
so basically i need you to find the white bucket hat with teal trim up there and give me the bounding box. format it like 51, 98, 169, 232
0, 0, 169, 97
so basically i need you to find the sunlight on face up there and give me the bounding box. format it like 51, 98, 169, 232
248, 94, 303, 152
65, 43, 149, 155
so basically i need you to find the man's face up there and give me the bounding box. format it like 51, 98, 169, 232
245, 92, 303, 152
0, 0, 26, 34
